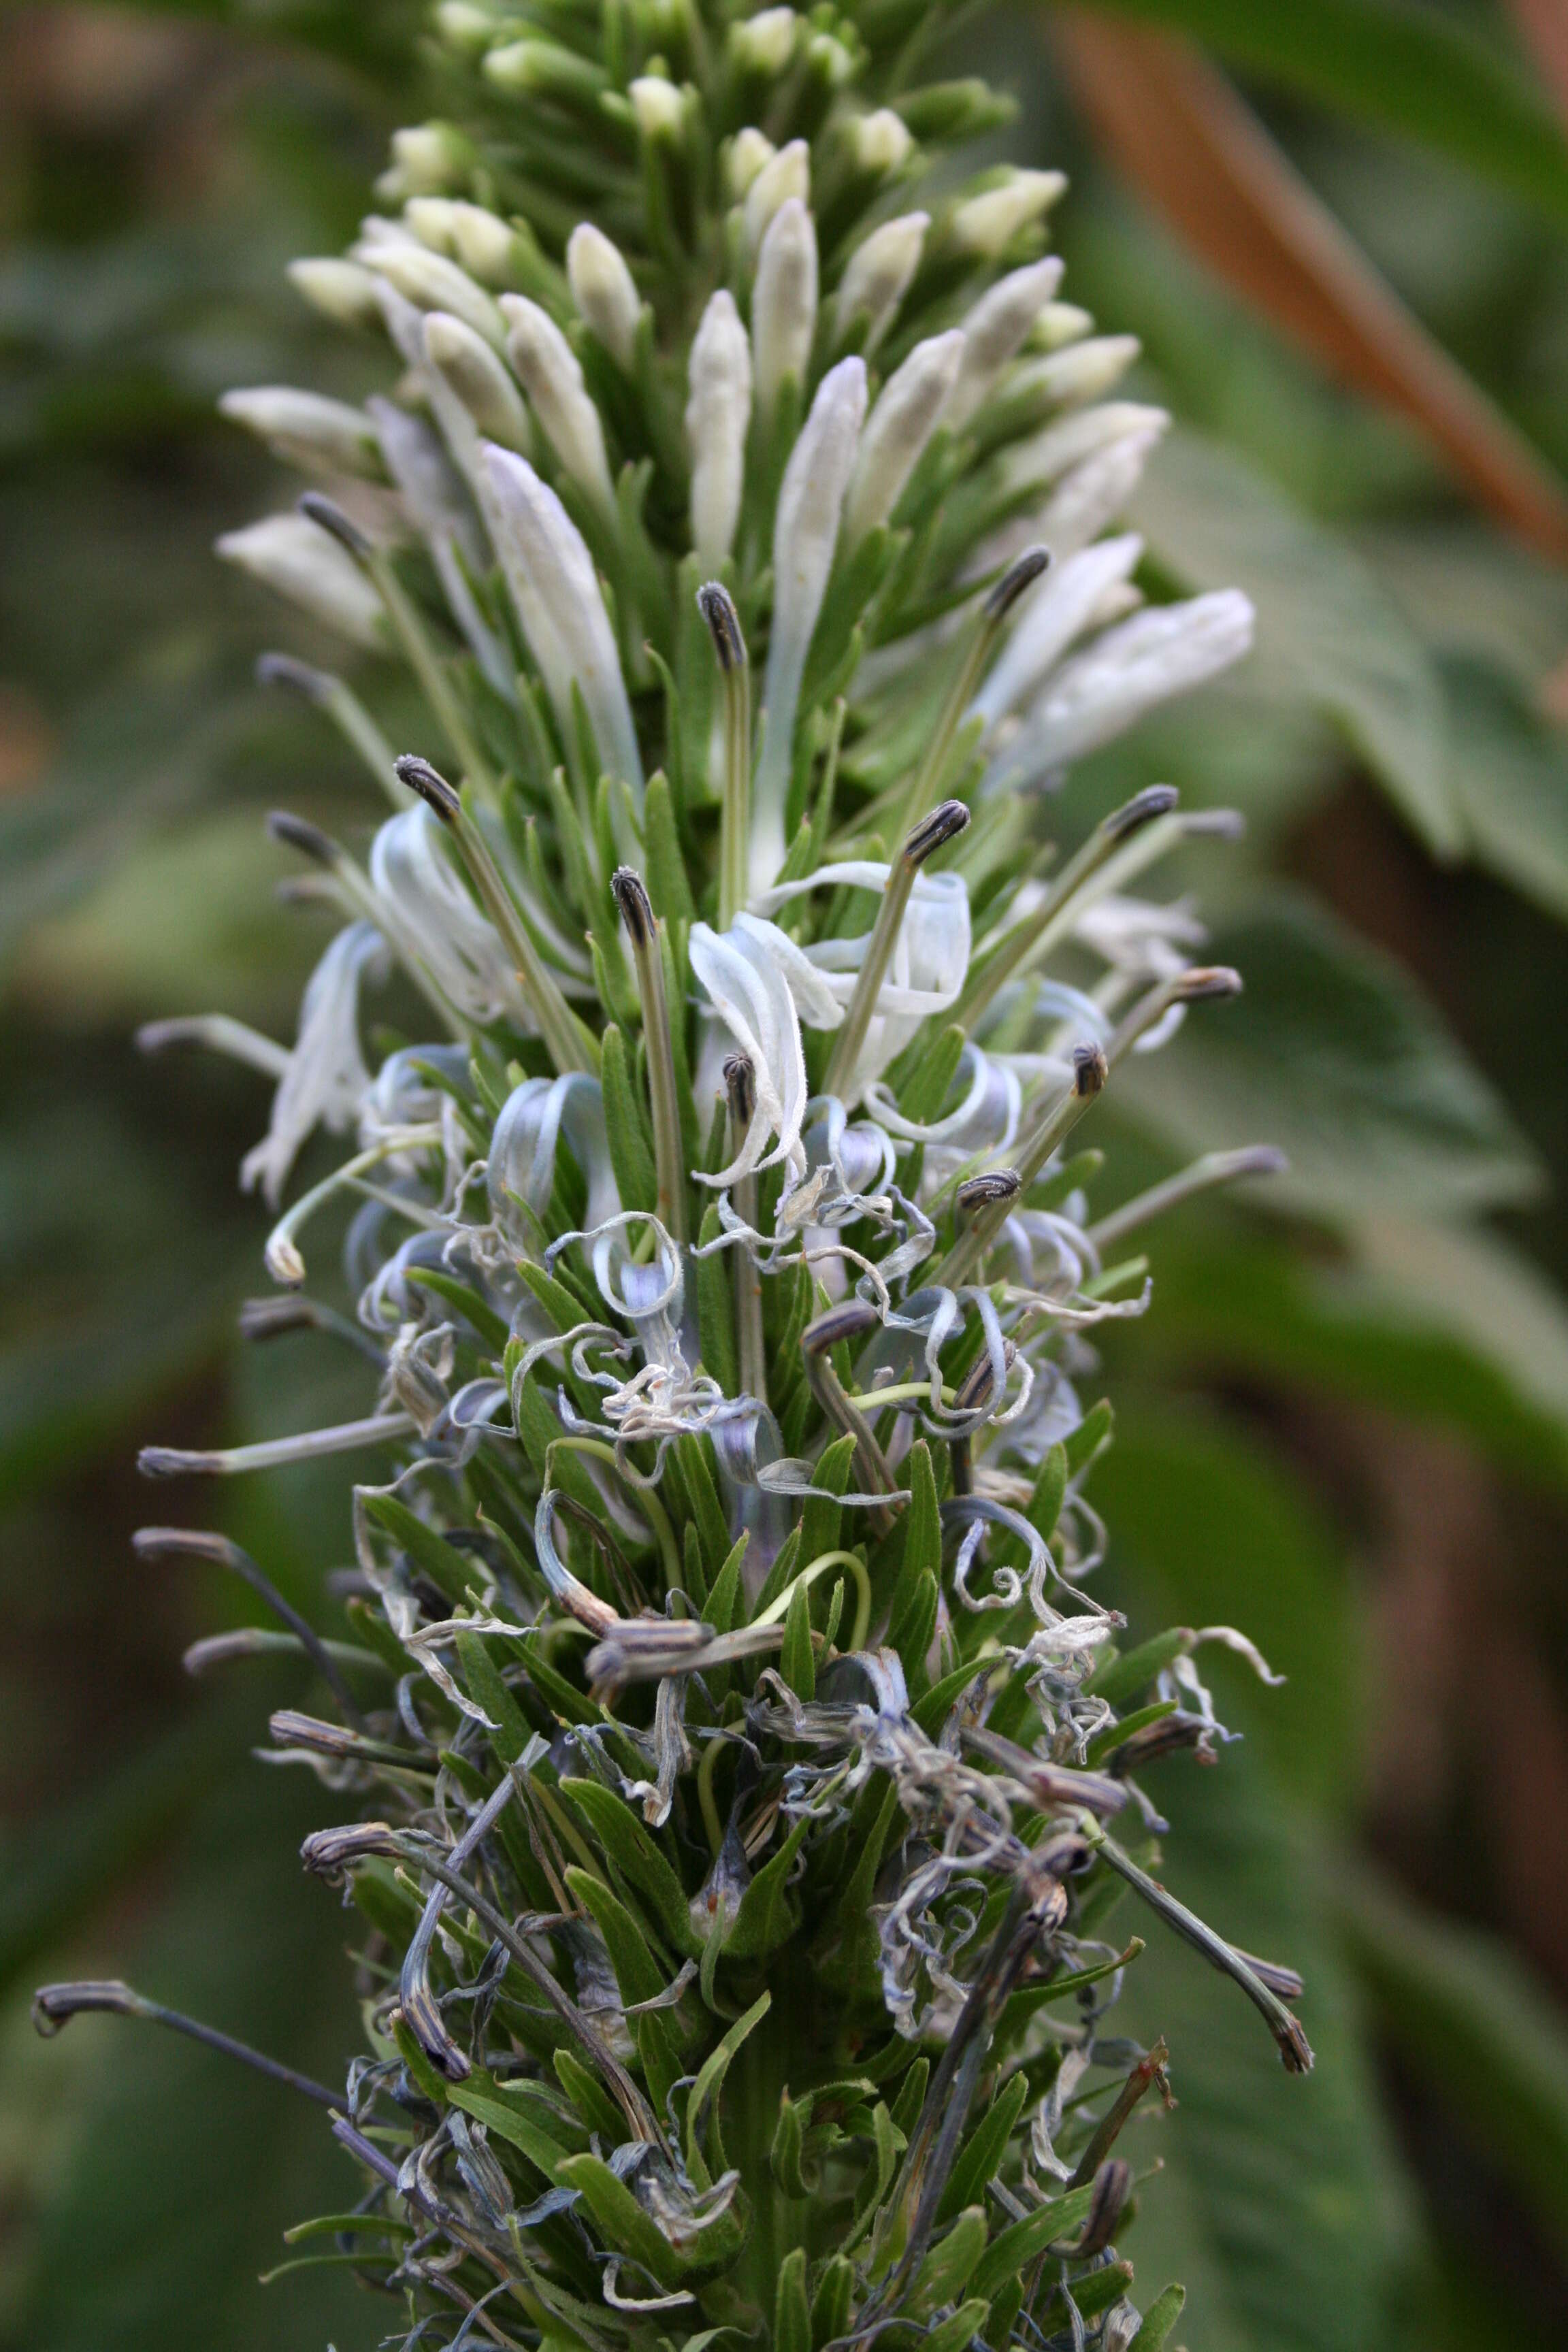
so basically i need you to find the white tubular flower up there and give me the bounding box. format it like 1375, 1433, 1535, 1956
832, 210, 928, 351
1036, 424, 1166, 559
216, 513, 387, 651
481, 442, 643, 796
500, 293, 615, 510
751, 197, 818, 419
1017, 333, 1141, 412
287, 255, 382, 329
404, 195, 461, 250
370, 395, 512, 696
689, 914, 840, 1185
843, 329, 964, 549
726, 126, 775, 201
1034, 299, 1095, 351
760, 862, 972, 1094
422, 311, 532, 451
972, 534, 1145, 730
388, 124, 468, 196
219, 388, 382, 479
847, 108, 913, 178
945, 258, 1064, 431
1003, 589, 1256, 779
241, 921, 389, 1208
488, 1073, 619, 1239
730, 7, 798, 74
744, 138, 809, 260
751, 356, 867, 887
370, 804, 531, 1027
1002, 399, 1170, 495
686, 289, 752, 568
361, 235, 506, 348
566, 223, 642, 370
951, 169, 1066, 257
445, 200, 519, 284
629, 74, 686, 142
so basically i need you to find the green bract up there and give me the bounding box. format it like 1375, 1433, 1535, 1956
38, 5, 1307, 2346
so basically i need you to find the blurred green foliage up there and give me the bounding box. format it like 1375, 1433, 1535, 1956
5, 1, 1568, 2346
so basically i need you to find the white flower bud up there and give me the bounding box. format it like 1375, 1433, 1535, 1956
686, 289, 752, 568
287, 257, 382, 331
744, 138, 809, 261
751, 357, 867, 886
730, 7, 797, 74
216, 514, 387, 651
843, 330, 963, 549
363, 238, 506, 348
218, 388, 382, 479
435, 2, 493, 49
805, 30, 854, 89
971, 533, 1144, 729
951, 169, 1067, 257
630, 75, 685, 140
1009, 590, 1254, 772
388, 125, 466, 195
751, 197, 817, 419
1032, 300, 1095, 352
726, 127, 775, 201
847, 108, 913, 177
945, 257, 1064, 430
404, 196, 461, 252
1002, 400, 1169, 495
481, 444, 642, 795
422, 312, 532, 451
1014, 334, 1140, 412
445, 200, 518, 284
500, 293, 615, 509
832, 210, 928, 351
566, 223, 641, 370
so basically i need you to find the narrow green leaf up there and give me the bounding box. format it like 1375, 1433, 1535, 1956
556, 2153, 681, 2286
559, 1778, 700, 1958
781, 1574, 816, 1700
361, 1493, 472, 1607
938, 2068, 1030, 2225
1129, 2283, 1186, 2350
774, 2249, 811, 2352
696, 1205, 739, 1396
600, 1022, 657, 1213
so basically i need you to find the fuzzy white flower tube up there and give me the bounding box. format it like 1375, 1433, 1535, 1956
751, 196, 818, 421
215, 514, 388, 650
832, 210, 929, 351
566, 224, 642, 370
751, 356, 867, 888
480, 444, 644, 798
995, 589, 1257, 783
241, 921, 390, 1208
500, 295, 616, 510
686, 289, 752, 568
843, 330, 964, 549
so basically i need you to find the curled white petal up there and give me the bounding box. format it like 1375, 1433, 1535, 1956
489, 1073, 620, 1238
370, 803, 530, 1026
689, 915, 838, 1185
241, 921, 389, 1208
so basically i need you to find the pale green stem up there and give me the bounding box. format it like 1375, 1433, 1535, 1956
1086, 1145, 1286, 1252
